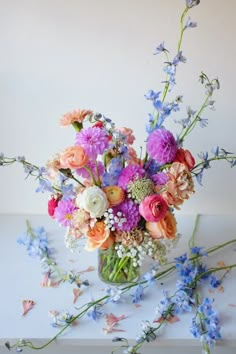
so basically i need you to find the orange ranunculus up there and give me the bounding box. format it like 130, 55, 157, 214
103, 186, 125, 207
100, 233, 115, 250
146, 211, 177, 240
174, 148, 195, 170
86, 221, 111, 251
60, 146, 88, 169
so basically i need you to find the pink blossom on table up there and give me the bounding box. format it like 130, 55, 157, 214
147, 128, 178, 164
103, 313, 126, 334
59, 109, 93, 127
75, 126, 109, 158
22, 300, 36, 316
73, 288, 82, 304
54, 199, 77, 227
118, 164, 146, 190
76, 160, 105, 181
116, 127, 135, 145
161, 162, 195, 209
139, 194, 168, 222
113, 199, 140, 231
60, 146, 88, 169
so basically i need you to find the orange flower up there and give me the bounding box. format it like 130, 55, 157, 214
86, 221, 111, 251
59, 109, 93, 127
100, 234, 115, 250
146, 211, 177, 240
103, 186, 125, 207
60, 146, 88, 169
161, 162, 195, 209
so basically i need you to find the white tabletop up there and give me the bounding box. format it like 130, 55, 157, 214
0, 214, 236, 354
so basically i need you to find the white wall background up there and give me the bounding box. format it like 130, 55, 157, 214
0, 0, 236, 215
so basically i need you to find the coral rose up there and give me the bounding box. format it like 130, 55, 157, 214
146, 211, 177, 240
162, 162, 195, 209
60, 146, 88, 169
86, 221, 111, 251
103, 186, 125, 207
174, 148, 195, 170
139, 194, 167, 222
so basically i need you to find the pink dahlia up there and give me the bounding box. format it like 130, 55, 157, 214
76, 160, 105, 181
54, 199, 77, 227
147, 129, 177, 164
113, 199, 140, 231
75, 126, 109, 158
118, 165, 146, 190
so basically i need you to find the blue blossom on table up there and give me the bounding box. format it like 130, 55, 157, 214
142, 269, 156, 286
131, 284, 144, 304
230, 159, 236, 168
175, 252, 188, 264
211, 146, 220, 157
153, 41, 168, 55
184, 17, 197, 30
191, 246, 208, 257
106, 287, 122, 302
209, 275, 221, 289
190, 297, 221, 349
17, 232, 31, 248
173, 290, 194, 314
87, 305, 104, 321
35, 178, 54, 193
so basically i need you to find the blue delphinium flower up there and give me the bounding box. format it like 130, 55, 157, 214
131, 284, 144, 304
61, 184, 76, 200
153, 42, 168, 55
186, 0, 200, 8
35, 179, 54, 193
184, 17, 197, 30
173, 290, 193, 314
209, 275, 221, 288
87, 305, 104, 321
191, 246, 208, 257
106, 287, 122, 303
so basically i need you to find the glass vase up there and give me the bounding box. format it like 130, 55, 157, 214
98, 245, 140, 285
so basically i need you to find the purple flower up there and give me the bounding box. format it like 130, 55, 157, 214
147, 129, 178, 164
76, 160, 105, 180
54, 199, 76, 227
151, 172, 169, 185
75, 126, 109, 158
113, 199, 140, 231
118, 165, 146, 190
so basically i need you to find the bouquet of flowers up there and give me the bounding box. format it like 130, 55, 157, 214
1, 0, 236, 285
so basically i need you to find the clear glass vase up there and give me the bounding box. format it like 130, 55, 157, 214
98, 245, 140, 285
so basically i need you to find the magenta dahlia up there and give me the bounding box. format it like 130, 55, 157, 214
113, 199, 140, 231
75, 126, 109, 158
147, 129, 177, 164
118, 165, 146, 190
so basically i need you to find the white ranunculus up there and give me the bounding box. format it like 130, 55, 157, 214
76, 186, 109, 218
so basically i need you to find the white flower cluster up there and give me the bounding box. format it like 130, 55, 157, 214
103, 208, 127, 231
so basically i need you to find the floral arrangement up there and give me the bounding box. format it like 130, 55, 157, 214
1, 0, 236, 285
1, 1, 236, 353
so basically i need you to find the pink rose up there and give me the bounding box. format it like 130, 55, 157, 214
60, 146, 88, 169
139, 194, 167, 222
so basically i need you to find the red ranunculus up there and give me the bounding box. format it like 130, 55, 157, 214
174, 148, 195, 170
48, 197, 60, 218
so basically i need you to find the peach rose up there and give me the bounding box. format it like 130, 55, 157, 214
174, 148, 195, 170
86, 221, 111, 251
99, 234, 115, 250
103, 186, 125, 207
146, 211, 177, 240
60, 146, 88, 169
161, 162, 195, 209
